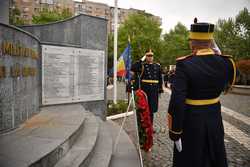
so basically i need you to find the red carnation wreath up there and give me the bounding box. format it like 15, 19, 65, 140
135, 89, 153, 152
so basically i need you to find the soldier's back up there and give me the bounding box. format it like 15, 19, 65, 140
178, 54, 234, 99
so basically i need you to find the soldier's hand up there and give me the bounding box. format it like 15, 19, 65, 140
169, 131, 181, 141
140, 55, 146, 61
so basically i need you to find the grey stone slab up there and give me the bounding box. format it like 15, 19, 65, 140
73, 116, 99, 149
0, 136, 62, 164
0, 154, 28, 167
23, 114, 54, 129
0, 132, 27, 146
53, 149, 88, 167
88, 120, 113, 167
81, 99, 107, 120
28, 125, 77, 140
55, 113, 99, 167
0, 104, 87, 166
107, 120, 141, 167
53, 114, 86, 126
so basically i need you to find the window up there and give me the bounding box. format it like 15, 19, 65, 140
40, 0, 53, 5
34, 8, 39, 12
23, 7, 29, 12
22, 15, 28, 19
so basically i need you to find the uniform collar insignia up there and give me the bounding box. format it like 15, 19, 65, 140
196, 48, 215, 56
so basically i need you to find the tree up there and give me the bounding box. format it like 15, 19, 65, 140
235, 8, 250, 59
32, 8, 72, 24
9, 8, 27, 26
214, 8, 250, 60
117, 12, 162, 62
109, 14, 190, 68
214, 8, 250, 84
161, 22, 190, 66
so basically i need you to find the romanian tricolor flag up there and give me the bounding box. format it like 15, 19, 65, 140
117, 43, 131, 81
117, 55, 126, 77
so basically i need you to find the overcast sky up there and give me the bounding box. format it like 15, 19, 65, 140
76, 0, 250, 33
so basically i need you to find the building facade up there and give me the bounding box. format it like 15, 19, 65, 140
74, 0, 109, 19
11, 0, 161, 33
74, 0, 162, 33
10, 0, 74, 24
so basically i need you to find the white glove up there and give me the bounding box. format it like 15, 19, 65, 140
175, 138, 182, 152
141, 55, 146, 61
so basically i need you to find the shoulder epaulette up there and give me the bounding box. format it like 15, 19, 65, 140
221, 55, 233, 58
176, 55, 192, 61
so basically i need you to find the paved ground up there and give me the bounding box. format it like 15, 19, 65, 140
108, 82, 250, 167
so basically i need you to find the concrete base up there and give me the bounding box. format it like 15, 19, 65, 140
0, 104, 141, 167
0, 104, 86, 167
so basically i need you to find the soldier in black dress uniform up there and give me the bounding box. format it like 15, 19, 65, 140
167, 19, 237, 167
131, 49, 163, 124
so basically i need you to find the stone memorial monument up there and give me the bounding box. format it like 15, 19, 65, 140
0, 4, 107, 133
21, 14, 108, 119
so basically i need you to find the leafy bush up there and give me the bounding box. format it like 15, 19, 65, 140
107, 100, 129, 116
32, 8, 72, 24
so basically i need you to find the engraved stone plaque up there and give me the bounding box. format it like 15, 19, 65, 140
76, 49, 105, 101
42, 45, 105, 105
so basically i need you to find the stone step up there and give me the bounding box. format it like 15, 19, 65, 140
0, 104, 87, 167
54, 112, 99, 167
107, 120, 141, 167
87, 119, 113, 167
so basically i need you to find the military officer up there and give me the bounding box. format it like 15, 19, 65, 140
131, 49, 163, 124
167, 19, 237, 167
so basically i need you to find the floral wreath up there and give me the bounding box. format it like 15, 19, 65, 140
135, 89, 153, 152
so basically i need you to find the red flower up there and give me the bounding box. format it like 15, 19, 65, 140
135, 89, 153, 152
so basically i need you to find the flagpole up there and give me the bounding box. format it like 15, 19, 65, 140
113, 0, 118, 104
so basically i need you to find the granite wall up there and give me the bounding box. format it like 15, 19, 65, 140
0, 23, 41, 133
20, 14, 107, 51
0, 0, 9, 24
